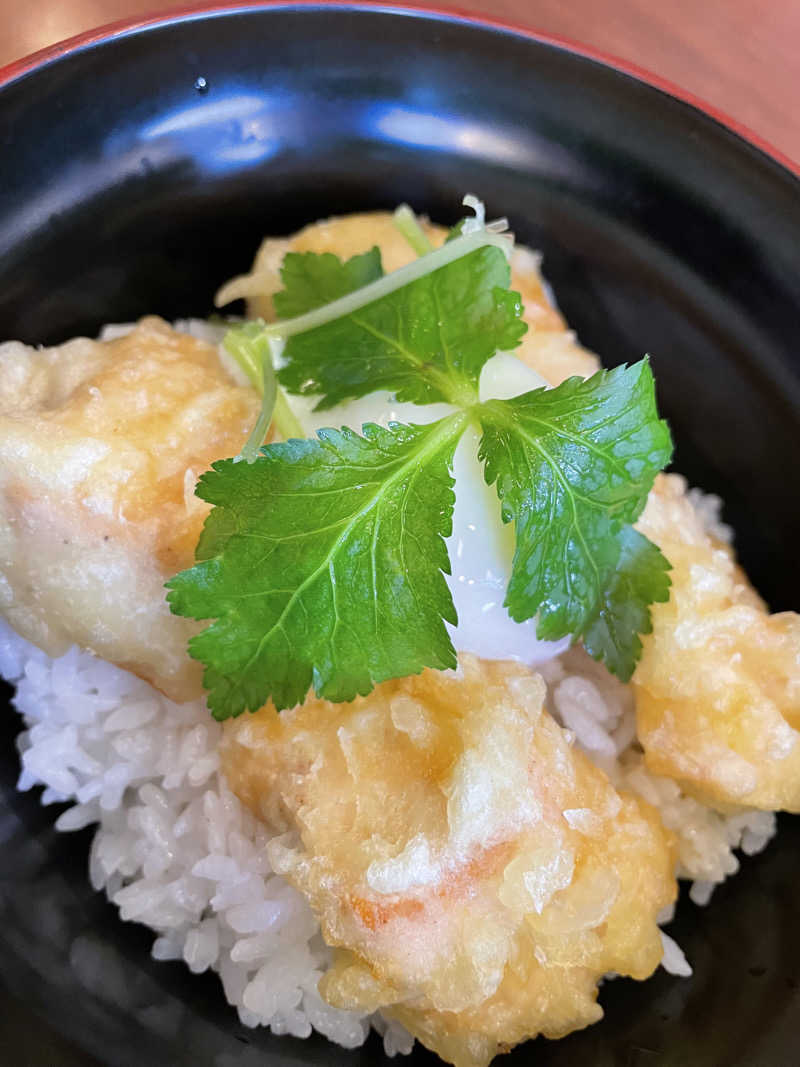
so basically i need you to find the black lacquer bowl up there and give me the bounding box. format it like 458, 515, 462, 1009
1, 5, 799, 1065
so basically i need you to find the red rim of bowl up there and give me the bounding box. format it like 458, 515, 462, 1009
0, 0, 798, 179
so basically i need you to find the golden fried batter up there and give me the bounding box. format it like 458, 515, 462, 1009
223, 656, 676, 1067
634, 473, 800, 811
215, 211, 600, 387
0, 317, 259, 701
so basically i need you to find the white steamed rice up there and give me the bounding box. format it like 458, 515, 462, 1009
0, 321, 777, 1053
1, 594, 775, 1052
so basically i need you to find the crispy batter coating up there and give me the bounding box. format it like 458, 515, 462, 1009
634, 474, 800, 811
0, 317, 258, 701
223, 656, 676, 1067
215, 211, 600, 387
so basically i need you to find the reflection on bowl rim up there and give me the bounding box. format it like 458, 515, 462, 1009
0, 0, 797, 180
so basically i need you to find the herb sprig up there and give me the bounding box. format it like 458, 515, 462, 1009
167, 199, 672, 719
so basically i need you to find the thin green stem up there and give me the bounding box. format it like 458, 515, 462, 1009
272, 387, 305, 441
259, 228, 511, 342
224, 325, 264, 389
240, 357, 277, 462
225, 326, 304, 454
393, 203, 433, 256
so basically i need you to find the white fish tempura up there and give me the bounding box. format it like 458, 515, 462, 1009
223, 656, 676, 1067
0, 316, 258, 702
634, 472, 800, 811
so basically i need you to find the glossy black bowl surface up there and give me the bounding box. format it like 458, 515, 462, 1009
1, 5, 799, 1065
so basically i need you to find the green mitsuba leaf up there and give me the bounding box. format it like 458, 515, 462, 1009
170, 206, 676, 716
478, 360, 673, 680
167, 414, 468, 718
273, 247, 384, 319
278, 245, 527, 410
582, 527, 671, 679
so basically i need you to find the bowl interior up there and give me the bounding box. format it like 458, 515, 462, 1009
1, 6, 799, 1066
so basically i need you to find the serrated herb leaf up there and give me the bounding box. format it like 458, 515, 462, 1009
170, 200, 676, 714
478, 361, 673, 679
273, 247, 384, 319
167, 414, 468, 718
277, 245, 527, 410
582, 527, 671, 678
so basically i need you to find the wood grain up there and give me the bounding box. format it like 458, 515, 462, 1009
1, 0, 798, 168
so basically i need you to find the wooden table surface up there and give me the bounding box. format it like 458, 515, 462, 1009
1, 0, 799, 170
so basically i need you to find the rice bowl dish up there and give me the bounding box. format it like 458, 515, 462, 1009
0, 200, 796, 1066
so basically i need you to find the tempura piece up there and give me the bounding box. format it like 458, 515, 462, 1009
223, 656, 676, 1067
0, 317, 259, 702
215, 211, 600, 387
634, 474, 800, 811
